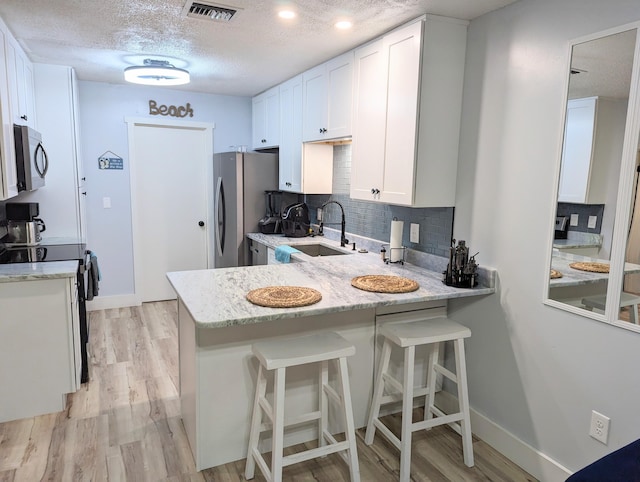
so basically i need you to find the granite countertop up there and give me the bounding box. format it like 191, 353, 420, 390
553, 232, 602, 249
168, 235, 495, 329
550, 251, 640, 287
0, 260, 79, 283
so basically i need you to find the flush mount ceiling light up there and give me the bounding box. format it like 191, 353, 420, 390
124, 59, 190, 86
335, 20, 353, 30
278, 10, 296, 19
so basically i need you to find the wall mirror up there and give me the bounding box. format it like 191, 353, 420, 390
546, 24, 640, 332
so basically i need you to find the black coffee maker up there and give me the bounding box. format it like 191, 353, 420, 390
258, 191, 283, 234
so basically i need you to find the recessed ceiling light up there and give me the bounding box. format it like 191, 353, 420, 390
278, 10, 296, 19
335, 20, 352, 30
124, 59, 190, 86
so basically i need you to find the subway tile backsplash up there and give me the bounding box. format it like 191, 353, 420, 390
556, 202, 604, 233
304, 144, 454, 258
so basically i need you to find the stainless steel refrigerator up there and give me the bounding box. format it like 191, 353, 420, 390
214, 151, 278, 268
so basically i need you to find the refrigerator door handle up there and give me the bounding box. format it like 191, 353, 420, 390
215, 176, 226, 258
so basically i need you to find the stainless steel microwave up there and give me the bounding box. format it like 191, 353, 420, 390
14, 124, 48, 192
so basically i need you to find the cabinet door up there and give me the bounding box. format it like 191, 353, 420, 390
30, 64, 86, 240
351, 38, 387, 201
279, 75, 303, 192
302, 64, 326, 142
0, 28, 18, 199
6, 39, 36, 127
558, 97, 597, 203
379, 21, 422, 205
302, 52, 353, 142
20, 58, 36, 128
71, 69, 87, 242
252, 86, 280, 149
249, 239, 268, 265
325, 51, 353, 139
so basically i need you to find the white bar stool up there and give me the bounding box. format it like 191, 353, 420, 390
581, 293, 640, 324
244, 331, 360, 482
365, 317, 473, 481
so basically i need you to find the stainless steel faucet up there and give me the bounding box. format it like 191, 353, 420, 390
320, 200, 349, 247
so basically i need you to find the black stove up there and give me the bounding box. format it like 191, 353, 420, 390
0, 242, 90, 384
0, 243, 87, 264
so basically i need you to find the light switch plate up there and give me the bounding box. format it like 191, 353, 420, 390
103, 197, 111, 209
570, 214, 579, 226
588, 216, 597, 229
410, 223, 419, 243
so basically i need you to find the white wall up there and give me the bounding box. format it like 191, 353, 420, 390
451, 0, 640, 476
78, 81, 251, 299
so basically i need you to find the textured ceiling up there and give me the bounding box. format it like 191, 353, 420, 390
0, 0, 517, 96
569, 29, 637, 100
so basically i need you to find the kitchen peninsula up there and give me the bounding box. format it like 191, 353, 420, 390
167, 238, 495, 470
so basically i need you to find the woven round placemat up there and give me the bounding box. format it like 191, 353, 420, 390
351, 275, 419, 293
550, 269, 563, 279
569, 262, 610, 273
246, 286, 322, 308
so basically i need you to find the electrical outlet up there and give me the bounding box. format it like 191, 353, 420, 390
570, 214, 579, 226
589, 410, 610, 444
588, 216, 598, 229
410, 223, 420, 243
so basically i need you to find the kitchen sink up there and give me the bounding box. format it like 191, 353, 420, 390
288, 243, 351, 257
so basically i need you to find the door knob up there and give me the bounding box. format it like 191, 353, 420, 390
198, 221, 205, 227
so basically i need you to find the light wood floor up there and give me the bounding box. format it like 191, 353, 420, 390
0, 301, 537, 481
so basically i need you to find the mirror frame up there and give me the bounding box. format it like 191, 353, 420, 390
544, 21, 640, 333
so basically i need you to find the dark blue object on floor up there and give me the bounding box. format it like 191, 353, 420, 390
566, 439, 640, 481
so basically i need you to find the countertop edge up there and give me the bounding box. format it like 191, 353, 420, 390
190, 286, 495, 328
0, 260, 79, 282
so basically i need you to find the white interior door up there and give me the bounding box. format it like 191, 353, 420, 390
128, 119, 214, 302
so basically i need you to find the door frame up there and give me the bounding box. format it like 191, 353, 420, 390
125, 117, 215, 303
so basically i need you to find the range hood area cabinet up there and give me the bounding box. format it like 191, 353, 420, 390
302, 51, 353, 142
350, 16, 468, 207
0, 16, 38, 200
557, 96, 627, 204
279, 74, 333, 194
252, 85, 280, 150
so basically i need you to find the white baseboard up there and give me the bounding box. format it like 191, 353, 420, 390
436, 391, 572, 482
86, 294, 140, 311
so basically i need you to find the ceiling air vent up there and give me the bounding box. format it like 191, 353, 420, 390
183, 1, 240, 22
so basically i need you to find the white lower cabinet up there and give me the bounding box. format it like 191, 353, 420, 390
248, 238, 268, 266
351, 16, 468, 207
0, 274, 80, 423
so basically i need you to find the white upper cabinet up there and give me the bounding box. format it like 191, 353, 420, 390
0, 19, 22, 200
302, 51, 353, 142
6, 36, 36, 128
558, 96, 627, 204
279, 75, 304, 192
252, 86, 280, 149
279, 75, 333, 194
351, 16, 467, 207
